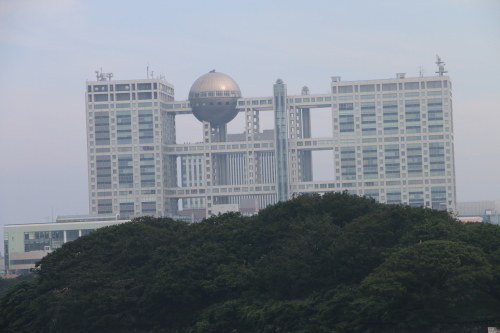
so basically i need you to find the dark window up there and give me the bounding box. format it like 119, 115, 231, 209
360, 84, 375, 92
138, 92, 152, 100
116, 93, 130, 101
137, 83, 152, 90
338, 86, 353, 93
94, 94, 109, 102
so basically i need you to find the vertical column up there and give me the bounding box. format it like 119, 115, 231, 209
211, 123, 228, 203
245, 108, 257, 185
163, 151, 178, 216
253, 109, 262, 184
274, 79, 289, 202
211, 124, 228, 186
299, 108, 313, 181
288, 105, 299, 195
201, 121, 212, 215
210, 124, 227, 143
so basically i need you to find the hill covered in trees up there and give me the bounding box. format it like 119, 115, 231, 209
1, 193, 499, 332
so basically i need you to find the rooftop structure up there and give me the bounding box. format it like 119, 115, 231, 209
188, 71, 242, 125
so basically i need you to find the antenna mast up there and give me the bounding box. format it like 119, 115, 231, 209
435, 55, 448, 76
94, 69, 113, 81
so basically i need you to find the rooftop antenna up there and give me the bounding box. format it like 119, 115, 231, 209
147, 63, 149, 79
419, 66, 424, 77
95, 69, 113, 81
435, 55, 447, 76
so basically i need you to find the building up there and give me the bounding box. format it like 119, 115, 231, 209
85, 57, 456, 220
3, 214, 129, 273
457, 200, 500, 224
86, 72, 177, 219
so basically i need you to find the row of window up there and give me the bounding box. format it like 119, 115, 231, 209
333, 80, 449, 94
89, 92, 158, 102
89, 82, 168, 92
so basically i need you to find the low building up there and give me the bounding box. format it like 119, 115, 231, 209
457, 200, 500, 224
3, 214, 129, 274
457, 216, 483, 223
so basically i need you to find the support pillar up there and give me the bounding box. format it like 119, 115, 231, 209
274, 79, 289, 202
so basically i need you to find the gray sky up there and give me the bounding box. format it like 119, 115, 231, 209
1, 0, 499, 231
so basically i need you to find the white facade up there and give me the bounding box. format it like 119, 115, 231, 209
86, 68, 456, 220
86, 77, 177, 219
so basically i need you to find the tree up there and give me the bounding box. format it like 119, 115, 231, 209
357, 240, 493, 327
1, 194, 499, 332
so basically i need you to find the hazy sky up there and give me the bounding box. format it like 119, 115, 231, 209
1, 0, 499, 231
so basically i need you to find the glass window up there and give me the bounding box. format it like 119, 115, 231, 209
404, 82, 419, 90
137, 83, 152, 90
338, 85, 353, 93
116, 93, 130, 101
94, 94, 109, 102
115, 84, 130, 91
93, 85, 108, 92
382, 83, 397, 91
138, 92, 152, 100
360, 84, 375, 92
427, 81, 442, 89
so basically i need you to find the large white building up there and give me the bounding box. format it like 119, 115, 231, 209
86, 59, 456, 220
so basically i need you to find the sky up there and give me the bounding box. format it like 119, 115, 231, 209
0, 0, 499, 234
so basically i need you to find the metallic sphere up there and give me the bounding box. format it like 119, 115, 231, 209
188, 71, 242, 125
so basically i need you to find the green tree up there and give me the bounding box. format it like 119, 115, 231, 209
1, 194, 499, 332
357, 240, 493, 327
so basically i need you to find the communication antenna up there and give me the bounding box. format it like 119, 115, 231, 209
419, 66, 424, 77
435, 55, 448, 76
94, 69, 113, 81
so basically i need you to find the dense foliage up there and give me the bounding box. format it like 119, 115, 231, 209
0, 273, 34, 295
1, 192, 499, 332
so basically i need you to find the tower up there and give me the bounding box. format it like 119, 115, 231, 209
86, 71, 176, 219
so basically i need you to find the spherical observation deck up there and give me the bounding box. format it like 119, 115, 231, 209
188, 71, 242, 125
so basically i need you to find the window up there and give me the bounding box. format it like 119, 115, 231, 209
360, 84, 375, 92
382, 83, 397, 91
427, 81, 442, 89
93, 85, 108, 92
115, 84, 130, 91
138, 92, 152, 100
338, 86, 353, 93
137, 83, 152, 90
404, 82, 419, 90
94, 94, 109, 102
